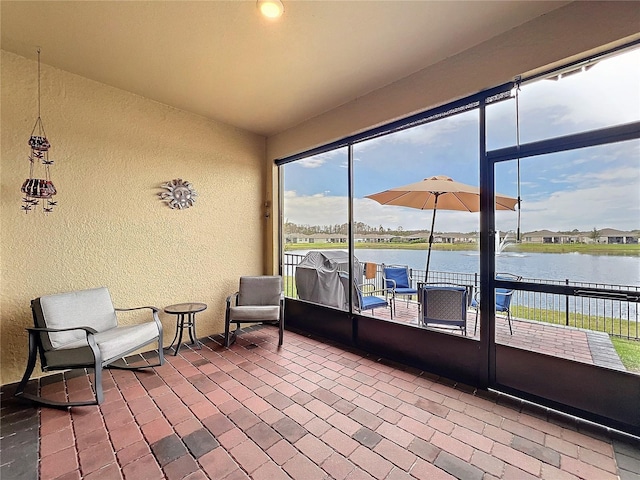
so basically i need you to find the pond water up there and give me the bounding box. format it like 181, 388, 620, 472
287, 248, 640, 323
288, 248, 640, 287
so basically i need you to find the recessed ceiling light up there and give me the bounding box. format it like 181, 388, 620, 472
257, 0, 284, 19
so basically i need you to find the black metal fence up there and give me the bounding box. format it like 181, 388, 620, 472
283, 252, 640, 340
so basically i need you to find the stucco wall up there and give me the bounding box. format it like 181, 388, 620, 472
1, 50, 266, 385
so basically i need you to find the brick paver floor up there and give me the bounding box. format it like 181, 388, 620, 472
1, 325, 638, 479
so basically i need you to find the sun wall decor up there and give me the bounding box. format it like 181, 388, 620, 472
158, 178, 197, 209
21, 49, 57, 213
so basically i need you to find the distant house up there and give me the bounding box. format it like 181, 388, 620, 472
285, 233, 309, 244
522, 230, 563, 244
293, 229, 638, 245
356, 233, 397, 243
436, 232, 476, 244
454, 232, 477, 243
309, 233, 347, 243
403, 234, 426, 242
521, 228, 638, 244
597, 228, 638, 244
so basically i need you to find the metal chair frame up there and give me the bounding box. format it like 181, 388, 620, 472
225, 276, 285, 347
472, 273, 522, 335
382, 264, 419, 313
339, 272, 393, 319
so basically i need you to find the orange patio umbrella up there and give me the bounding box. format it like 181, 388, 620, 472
365, 175, 518, 280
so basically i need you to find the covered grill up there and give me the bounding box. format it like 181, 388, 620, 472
295, 251, 363, 309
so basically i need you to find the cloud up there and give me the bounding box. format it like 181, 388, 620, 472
284, 192, 517, 234
285, 172, 639, 235
519, 49, 640, 132
563, 166, 639, 187
361, 110, 477, 151
520, 179, 640, 231
297, 149, 344, 169
283, 191, 349, 226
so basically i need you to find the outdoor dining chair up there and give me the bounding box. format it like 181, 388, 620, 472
382, 264, 419, 313
472, 273, 522, 335
420, 285, 468, 335
339, 272, 393, 319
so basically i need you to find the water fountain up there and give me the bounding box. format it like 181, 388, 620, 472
496, 230, 525, 257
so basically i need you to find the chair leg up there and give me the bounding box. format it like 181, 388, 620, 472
90, 336, 104, 405
93, 365, 104, 404
14, 330, 39, 401
474, 308, 479, 335
224, 309, 231, 347
15, 331, 102, 407
507, 311, 513, 335
225, 323, 238, 347
278, 301, 284, 346
157, 337, 165, 365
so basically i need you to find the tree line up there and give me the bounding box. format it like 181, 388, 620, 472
285, 221, 427, 236
285, 221, 610, 239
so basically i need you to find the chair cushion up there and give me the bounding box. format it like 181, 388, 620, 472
496, 288, 512, 311
471, 295, 511, 311
384, 268, 410, 288
37, 287, 118, 350
361, 296, 388, 310
394, 287, 418, 295
238, 276, 282, 306
229, 305, 280, 322
43, 345, 95, 368
57, 322, 160, 364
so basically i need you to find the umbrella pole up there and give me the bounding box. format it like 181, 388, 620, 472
424, 194, 439, 282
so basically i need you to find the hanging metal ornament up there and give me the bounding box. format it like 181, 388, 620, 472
158, 179, 197, 209
21, 48, 57, 214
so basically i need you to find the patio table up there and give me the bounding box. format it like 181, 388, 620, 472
164, 302, 207, 355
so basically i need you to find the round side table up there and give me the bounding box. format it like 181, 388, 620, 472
164, 302, 207, 355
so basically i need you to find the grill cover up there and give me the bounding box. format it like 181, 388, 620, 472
295, 251, 362, 308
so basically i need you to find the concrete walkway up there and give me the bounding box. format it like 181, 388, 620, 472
383, 302, 626, 370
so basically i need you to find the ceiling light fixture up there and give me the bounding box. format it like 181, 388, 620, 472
257, 0, 284, 19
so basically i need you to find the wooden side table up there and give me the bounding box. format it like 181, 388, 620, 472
164, 302, 207, 355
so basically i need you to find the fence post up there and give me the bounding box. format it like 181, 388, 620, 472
565, 278, 569, 326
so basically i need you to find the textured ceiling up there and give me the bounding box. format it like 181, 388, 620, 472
1, 1, 568, 136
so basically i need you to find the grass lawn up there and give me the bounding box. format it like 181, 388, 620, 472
611, 338, 640, 373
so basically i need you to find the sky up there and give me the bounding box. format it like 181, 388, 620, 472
283, 47, 640, 234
